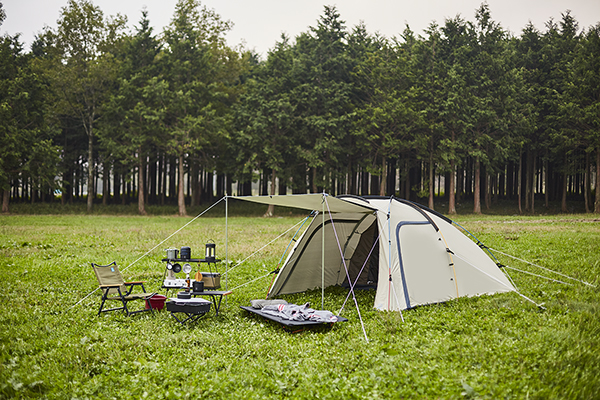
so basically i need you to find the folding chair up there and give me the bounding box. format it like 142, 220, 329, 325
91, 261, 156, 316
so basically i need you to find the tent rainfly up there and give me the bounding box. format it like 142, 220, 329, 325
237, 194, 515, 311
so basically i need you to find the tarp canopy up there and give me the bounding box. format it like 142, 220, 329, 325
235, 194, 376, 214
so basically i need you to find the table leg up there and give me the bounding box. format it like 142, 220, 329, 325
214, 295, 224, 316
170, 311, 208, 325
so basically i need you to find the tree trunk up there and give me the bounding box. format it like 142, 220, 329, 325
160, 155, 166, 205
226, 174, 233, 196
561, 154, 568, 213
75, 160, 80, 201
216, 173, 225, 199
584, 152, 591, 213
428, 155, 434, 210
596, 148, 600, 213
2, 189, 9, 213
113, 167, 120, 205
380, 156, 387, 196
484, 172, 491, 210
169, 157, 176, 201
347, 161, 355, 195
545, 157, 549, 208
561, 173, 568, 213
122, 173, 127, 205
138, 153, 147, 215
506, 162, 514, 200
31, 179, 36, 204
531, 151, 536, 215
178, 154, 187, 216
525, 151, 531, 211
191, 159, 200, 207
448, 159, 456, 215
265, 168, 276, 217
87, 126, 94, 213
518, 151, 522, 214
456, 165, 463, 202
279, 175, 287, 195
473, 157, 481, 214
371, 171, 379, 195
102, 161, 109, 206
404, 160, 410, 200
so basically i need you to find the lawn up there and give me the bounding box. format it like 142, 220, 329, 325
0, 205, 599, 399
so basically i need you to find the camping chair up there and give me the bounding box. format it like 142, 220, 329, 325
91, 261, 156, 317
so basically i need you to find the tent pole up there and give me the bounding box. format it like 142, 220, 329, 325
322, 193, 325, 310
225, 195, 229, 294
388, 199, 392, 310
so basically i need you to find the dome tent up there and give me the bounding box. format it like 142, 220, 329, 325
237, 194, 515, 311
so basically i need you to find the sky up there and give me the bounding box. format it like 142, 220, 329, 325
2, 0, 599, 58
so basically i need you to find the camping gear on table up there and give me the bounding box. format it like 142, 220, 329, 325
193, 280, 204, 292
196, 271, 221, 290
180, 246, 191, 260
166, 248, 179, 260
177, 291, 192, 299
204, 241, 217, 263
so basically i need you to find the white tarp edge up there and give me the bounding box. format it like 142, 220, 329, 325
232, 194, 376, 214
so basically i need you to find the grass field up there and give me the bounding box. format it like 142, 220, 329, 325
1, 203, 599, 399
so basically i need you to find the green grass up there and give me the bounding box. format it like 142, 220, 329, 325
1, 210, 599, 399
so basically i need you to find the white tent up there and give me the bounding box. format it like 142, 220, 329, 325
236, 194, 515, 311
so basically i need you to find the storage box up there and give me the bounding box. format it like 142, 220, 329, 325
199, 272, 220, 289
145, 294, 167, 311
166, 299, 211, 314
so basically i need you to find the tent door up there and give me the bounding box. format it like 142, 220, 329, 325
342, 219, 379, 289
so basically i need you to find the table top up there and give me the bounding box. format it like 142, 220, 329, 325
161, 258, 221, 263
168, 297, 211, 304
189, 290, 232, 296
162, 285, 223, 290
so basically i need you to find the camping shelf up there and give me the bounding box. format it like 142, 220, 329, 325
161, 258, 220, 263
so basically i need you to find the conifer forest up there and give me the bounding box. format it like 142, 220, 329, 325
1, 0, 599, 216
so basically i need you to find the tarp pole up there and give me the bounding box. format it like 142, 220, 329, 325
322, 193, 326, 310
387, 199, 392, 310
225, 195, 229, 294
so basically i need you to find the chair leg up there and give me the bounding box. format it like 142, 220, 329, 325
98, 290, 110, 316
122, 299, 131, 316
97, 289, 155, 317
98, 298, 106, 316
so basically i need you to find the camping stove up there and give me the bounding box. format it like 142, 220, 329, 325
163, 277, 196, 288
163, 269, 196, 288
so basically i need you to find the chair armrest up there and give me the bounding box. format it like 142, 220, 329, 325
124, 281, 148, 294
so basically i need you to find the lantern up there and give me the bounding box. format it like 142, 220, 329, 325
205, 241, 216, 263
182, 263, 192, 275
